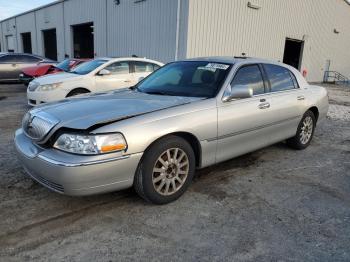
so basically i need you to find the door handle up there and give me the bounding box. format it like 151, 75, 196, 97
297, 95, 305, 101
258, 102, 270, 109
124, 80, 131, 83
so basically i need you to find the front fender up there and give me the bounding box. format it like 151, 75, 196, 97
92, 99, 218, 167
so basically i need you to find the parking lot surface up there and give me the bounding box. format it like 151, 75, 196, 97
0, 83, 349, 261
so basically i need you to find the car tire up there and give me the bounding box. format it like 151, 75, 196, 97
286, 110, 316, 150
66, 88, 90, 97
134, 135, 196, 205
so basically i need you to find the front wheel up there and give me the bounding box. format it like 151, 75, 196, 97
286, 110, 316, 150
134, 136, 195, 204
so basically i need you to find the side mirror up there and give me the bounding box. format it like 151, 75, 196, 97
222, 85, 253, 102
98, 69, 111, 76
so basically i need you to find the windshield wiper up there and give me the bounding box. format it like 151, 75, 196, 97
129, 85, 139, 91
144, 91, 171, 96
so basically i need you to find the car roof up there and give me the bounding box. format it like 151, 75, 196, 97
94, 57, 164, 65
0, 52, 57, 61
183, 56, 280, 65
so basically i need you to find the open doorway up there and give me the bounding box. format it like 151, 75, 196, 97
283, 38, 304, 70
72, 22, 94, 58
21, 32, 32, 54
42, 29, 57, 61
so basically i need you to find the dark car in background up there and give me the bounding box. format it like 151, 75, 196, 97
19, 58, 89, 85
0, 53, 56, 83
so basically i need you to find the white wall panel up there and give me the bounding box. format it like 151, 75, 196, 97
186, 0, 350, 81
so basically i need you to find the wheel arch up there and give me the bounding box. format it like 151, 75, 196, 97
142, 132, 202, 168
307, 106, 319, 122
66, 87, 91, 97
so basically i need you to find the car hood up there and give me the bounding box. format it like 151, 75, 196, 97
30, 89, 203, 131
22, 64, 59, 77
35, 72, 82, 84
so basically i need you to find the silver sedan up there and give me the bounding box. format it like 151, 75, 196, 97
14, 57, 329, 204
0, 53, 56, 82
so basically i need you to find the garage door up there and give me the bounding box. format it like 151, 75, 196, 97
6, 35, 14, 52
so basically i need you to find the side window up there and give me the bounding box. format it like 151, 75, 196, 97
105, 61, 130, 75
264, 64, 296, 92
134, 62, 156, 73
0, 55, 15, 63
231, 65, 265, 95
19, 55, 41, 63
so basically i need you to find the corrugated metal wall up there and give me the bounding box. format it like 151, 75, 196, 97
105, 0, 186, 63
186, 0, 350, 82
35, 3, 65, 61
15, 12, 38, 54
1, 18, 17, 51
63, 0, 107, 58
0, 0, 349, 81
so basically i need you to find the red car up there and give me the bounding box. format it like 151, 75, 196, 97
19, 58, 89, 85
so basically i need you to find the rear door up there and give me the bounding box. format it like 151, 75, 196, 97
216, 64, 275, 163
261, 63, 306, 142
94, 61, 133, 91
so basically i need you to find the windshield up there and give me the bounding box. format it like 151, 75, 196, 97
55, 59, 72, 71
137, 61, 232, 98
70, 59, 107, 75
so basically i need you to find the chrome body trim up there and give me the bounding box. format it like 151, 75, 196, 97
37, 154, 131, 167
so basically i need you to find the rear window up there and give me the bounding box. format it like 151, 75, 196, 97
264, 64, 296, 92
134, 62, 159, 73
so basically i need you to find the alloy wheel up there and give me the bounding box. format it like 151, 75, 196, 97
152, 148, 189, 196
300, 116, 313, 144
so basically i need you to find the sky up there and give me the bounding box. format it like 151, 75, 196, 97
0, 0, 56, 20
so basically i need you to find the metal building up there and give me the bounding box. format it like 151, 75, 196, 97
0, 0, 349, 82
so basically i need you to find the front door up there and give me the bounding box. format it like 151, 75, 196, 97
216, 64, 275, 163
94, 61, 134, 91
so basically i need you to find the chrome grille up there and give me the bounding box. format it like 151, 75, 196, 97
28, 81, 39, 92
22, 112, 59, 141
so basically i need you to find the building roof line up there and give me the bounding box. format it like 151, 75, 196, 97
1, 0, 349, 24
0, 0, 65, 23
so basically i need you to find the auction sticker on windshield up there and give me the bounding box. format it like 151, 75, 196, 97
205, 63, 230, 70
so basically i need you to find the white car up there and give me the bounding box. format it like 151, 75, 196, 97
27, 57, 164, 106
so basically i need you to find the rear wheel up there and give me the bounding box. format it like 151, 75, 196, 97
134, 136, 195, 204
66, 88, 90, 97
286, 110, 316, 150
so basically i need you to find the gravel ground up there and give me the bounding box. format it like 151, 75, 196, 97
0, 83, 349, 262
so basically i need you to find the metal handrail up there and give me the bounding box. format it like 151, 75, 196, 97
324, 71, 349, 85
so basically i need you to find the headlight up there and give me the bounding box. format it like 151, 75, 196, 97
28, 81, 40, 91
53, 133, 127, 155
37, 82, 63, 92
